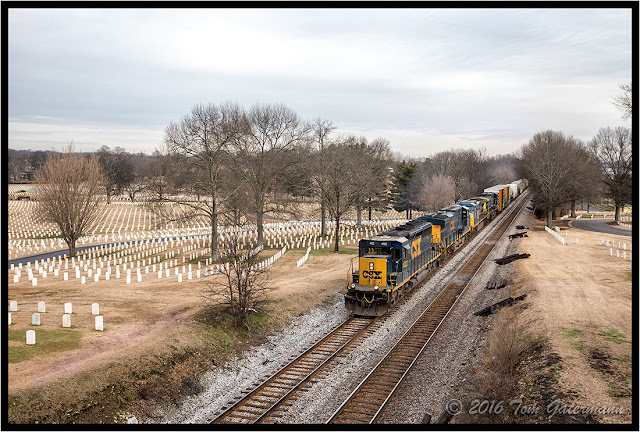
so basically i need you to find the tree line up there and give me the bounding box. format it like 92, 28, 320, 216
21, 81, 633, 262
520, 83, 632, 227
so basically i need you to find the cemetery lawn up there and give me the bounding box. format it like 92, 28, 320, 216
7, 246, 356, 424
8, 329, 82, 363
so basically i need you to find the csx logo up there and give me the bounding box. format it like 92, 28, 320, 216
411, 238, 421, 259
450, 221, 455, 231
362, 270, 383, 280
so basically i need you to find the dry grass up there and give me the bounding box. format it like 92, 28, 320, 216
476, 308, 543, 401
6, 304, 280, 424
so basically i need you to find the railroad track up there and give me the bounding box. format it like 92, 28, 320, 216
210, 279, 429, 425
327, 192, 530, 424
209, 315, 374, 424
210, 193, 529, 424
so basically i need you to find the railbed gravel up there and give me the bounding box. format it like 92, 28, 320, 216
150, 197, 531, 424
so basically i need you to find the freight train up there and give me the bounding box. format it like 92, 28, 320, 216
344, 179, 528, 316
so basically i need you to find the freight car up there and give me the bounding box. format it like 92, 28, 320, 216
344, 180, 526, 317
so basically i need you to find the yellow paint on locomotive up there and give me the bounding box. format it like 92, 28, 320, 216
470, 213, 475, 228
431, 225, 441, 243
359, 257, 387, 287
411, 237, 421, 259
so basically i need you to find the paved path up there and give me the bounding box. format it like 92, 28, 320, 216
7, 234, 211, 269
569, 218, 632, 237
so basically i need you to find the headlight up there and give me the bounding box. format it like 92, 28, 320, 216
374, 285, 379, 291
351, 283, 356, 289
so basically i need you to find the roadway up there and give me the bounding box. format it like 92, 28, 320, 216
569, 218, 632, 237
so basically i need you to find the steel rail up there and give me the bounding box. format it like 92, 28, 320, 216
326, 192, 529, 424
209, 316, 372, 424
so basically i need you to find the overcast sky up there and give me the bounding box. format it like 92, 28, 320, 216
8, 7, 632, 158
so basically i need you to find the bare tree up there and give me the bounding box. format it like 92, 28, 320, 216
96, 146, 135, 203
413, 173, 455, 212
612, 82, 632, 120
311, 117, 337, 238
34, 143, 104, 257
564, 139, 603, 217
588, 126, 632, 222
144, 150, 173, 202
158, 101, 247, 260
233, 103, 311, 247
321, 139, 360, 251
203, 228, 273, 328
364, 137, 393, 220
349, 136, 392, 227
519, 130, 575, 228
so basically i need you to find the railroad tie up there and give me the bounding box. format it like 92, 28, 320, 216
485, 279, 508, 290
474, 294, 527, 316
494, 253, 531, 265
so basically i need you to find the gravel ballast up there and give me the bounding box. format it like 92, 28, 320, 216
152, 197, 532, 424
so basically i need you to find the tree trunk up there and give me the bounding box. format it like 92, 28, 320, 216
321, 195, 327, 238
570, 200, 576, 218
67, 239, 76, 257
356, 203, 362, 228
257, 210, 264, 247
106, 189, 111, 205
211, 192, 218, 261
615, 203, 621, 222
586, 202, 590, 214
334, 215, 340, 252
547, 209, 553, 229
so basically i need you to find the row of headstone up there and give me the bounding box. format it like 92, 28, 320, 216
8, 301, 99, 314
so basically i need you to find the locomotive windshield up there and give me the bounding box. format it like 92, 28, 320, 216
361, 246, 392, 256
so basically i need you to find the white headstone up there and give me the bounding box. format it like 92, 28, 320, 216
64, 302, 72, 314
64, 272, 69, 281
95, 315, 103, 331
32, 278, 37, 286
38, 301, 46, 313
26, 330, 36, 345
92, 303, 99, 315
62, 314, 71, 328
8, 312, 12, 325
32, 313, 41, 325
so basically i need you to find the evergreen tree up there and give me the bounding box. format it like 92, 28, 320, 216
391, 160, 417, 219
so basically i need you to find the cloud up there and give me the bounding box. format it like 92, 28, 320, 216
8, 8, 632, 156
8, 120, 164, 154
